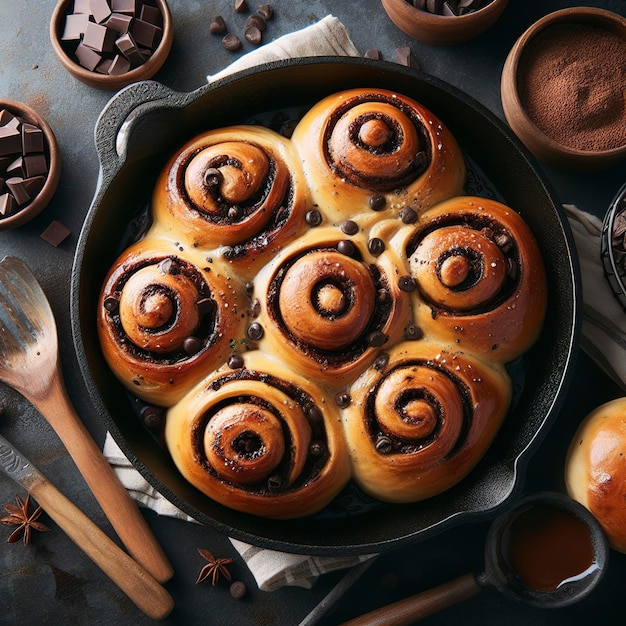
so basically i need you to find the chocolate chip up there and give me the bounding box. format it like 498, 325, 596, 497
247, 322, 264, 341
368, 237, 385, 257
309, 440, 327, 457
209, 16, 227, 34
364, 49, 382, 60
369, 194, 386, 211
228, 353, 244, 369
245, 14, 267, 31
398, 275, 417, 292
373, 352, 390, 371
267, 474, 282, 491
183, 336, 203, 355
204, 167, 223, 189
140, 405, 164, 429
495, 232, 513, 251
257, 4, 273, 19
249, 298, 261, 318
337, 240, 355, 257
305, 209, 322, 226
404, 323, 423, 340
40, 220, 71, 247
158, 257, 179, 274
367, 331, 387, 347
234, 0, 249, 13
306, 405, 323, 423
104, 296, 120, 314
396, 46, 419, 69
244, 26, 262, 45
341, 219, 358, 235
230, 581, 247, 599
335, 392, 351, 408
376, 436, 393, 454
400, 207, 418, 224
222, 33, 242, 51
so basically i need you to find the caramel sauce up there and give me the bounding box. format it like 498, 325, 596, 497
502, 505, 598, 592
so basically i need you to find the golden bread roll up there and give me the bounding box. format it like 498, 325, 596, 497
98, 239, 247, 406
291, 87, 466, 226
405, 195, 547, 362
565, 397, 626, 553
342, 341, 512, 503
164, 351, 351, 519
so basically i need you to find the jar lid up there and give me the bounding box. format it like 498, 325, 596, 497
601, 182, 626, 312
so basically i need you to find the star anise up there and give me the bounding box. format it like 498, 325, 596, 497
195, 548, 233, 585
1, 495, 50, 546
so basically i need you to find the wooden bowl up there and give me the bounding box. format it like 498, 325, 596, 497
50, 0, 173, 91
0, 99, 61, 231
501, 8, 626, 171
381, 0, 508, 45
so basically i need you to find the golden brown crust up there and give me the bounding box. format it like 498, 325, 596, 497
342, 341, 512, 503
565, 398, 626, 553
164, 351, 351, 519
97, 238, 248, 406
404, 196, 547, 362
291, 87, 466, 226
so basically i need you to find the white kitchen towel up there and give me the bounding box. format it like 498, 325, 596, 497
564, 204, 626, 390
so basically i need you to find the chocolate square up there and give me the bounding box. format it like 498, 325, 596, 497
6, 156, 26, 178
111, 0, 136, 15
95, 57, 114, 74
24, 154, 48, 178
139, 4, 162, 26
130, 18, 161, 50
0, 125, 22, 157
105, 12, 133, 34
83, 21, 117, 52
62, 12, 90, 41
90, 0, 112, 23
75, 42, 103, 70
0, 109, 16, 127
41, 220, 72, 247
108, 54, 131, 75
73, 0, 93, 14
22, 123, 45, 154
116, 32, 144, 65
0, 192, 17, 218
6, 177, 30, 205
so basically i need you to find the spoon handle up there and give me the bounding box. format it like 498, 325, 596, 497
340, 572, 481, 626
23, 469, 174, 621
34, 373, 174, 584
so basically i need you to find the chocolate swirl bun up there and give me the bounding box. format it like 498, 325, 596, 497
291, 88, 465, 224
164, 351, 351, 519
151, 125, 310, 277
98, 240, 247, 406
406, 196, 547, 362
342, 341, 512, 503
252, 227, 410, 387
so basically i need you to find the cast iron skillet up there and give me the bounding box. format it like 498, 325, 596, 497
70, 57, 580, 556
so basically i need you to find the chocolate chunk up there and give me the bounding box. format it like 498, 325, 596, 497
234, 0, 249, 13
426, 0, 445, 13
373, 352, 390, 371
341, 219, 358, 235
396, 46, 420, 69
6, 157, 25, 178
257, 4, 273, 19
158, 257, 179, 274
337, 240, 355, 256
398, 275, 417, 292
309, 440, 327, 457
376, 436, 393, 454
131, 18, 162, 49
222, 33, 242, 51
73, 0, 92, 13
335, 392, 351, 408
0, 124, 22, 157
245, 14, 267, 31
306, 405, 323, 423
245, 26, 262, 45
305, 209, 322, 226
105, 13, 133, 34
75, 42, 102, 70
0, 193, 17, 218
103, 296, 120, 313
230, 581, 247, 599
111, 0, 136, 15
116, 32, 146, 66
22, 123, 44, 153
183, 336, 203, 355
40, 220, 71, 247
140, 4, 163, 26
400, 207, 418, 224
210, 16, 227, 35
368, 237, 385, 257
247, 322, 264, 341
62, 12, 90, 41
5, 177, 30, 205
228, 353, 244, 369
90, 0, 112, 24
364, 49, 382, 60
24, 154, 48, 178
404, 323, 424, 340
369, 194, 386, 211
367, 331, 387, 347
107, 54, 131, 75
83, 21, 116, 53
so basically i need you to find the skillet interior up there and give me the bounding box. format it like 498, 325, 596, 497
71, 57, 580, 555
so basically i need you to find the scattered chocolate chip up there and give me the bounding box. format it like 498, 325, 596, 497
341, 219, 359, 235
104, 296, 120, 314
494, 232, 513, 251
368, 237, 385, 257
375, 436, 393, 454
228, 353, 244, 369
244, 25, 262, 45
257, 4, 273, 19
404, 323, 423, 340
209, 15, 227, 35
398, 275, 417, 292
373, 352, 390, 371
400, 207, 418, 224
305, 209, 322, 227
267, 474, 282, 491
249, 298, 261, 317
247, 322, 264, 341
306, 405, 323, 423
367, 330, 387, 347
222, 33, 242, 51
183, 336, 203, 355
396, 46, 419, 69
234, 0, 249, 12
245, 14, 267, 31
337, 240, 355, 257
309, 440, 327, 457
40, 220, 71, 247
230, 581, 247, 599
364, 49, 382, 60
335, 392, 351, 408
140, 405, 164, 429
369, 194, 386, 211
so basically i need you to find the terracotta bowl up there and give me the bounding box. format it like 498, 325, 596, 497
49, 0, 173, 91
0, 99, 61, 231
501, 7, 626, 171
380, 0, 508, 45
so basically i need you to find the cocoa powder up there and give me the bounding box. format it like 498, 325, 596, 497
517, 22, 626, 152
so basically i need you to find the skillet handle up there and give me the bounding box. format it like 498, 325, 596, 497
339, 572, 481, 626
94, 80, 179, 175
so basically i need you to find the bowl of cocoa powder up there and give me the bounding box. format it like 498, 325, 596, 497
501, 7, 626, 171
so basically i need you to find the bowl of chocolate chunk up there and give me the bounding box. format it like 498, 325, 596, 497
0, 99, 61, 230
501, 7, 626, 171
381, 0, 508, 45
50, 0, 173, 91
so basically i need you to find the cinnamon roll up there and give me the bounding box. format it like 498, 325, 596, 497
151, 125, 310, 278
342, 341, 512, 503
252, 226, 410, 387
98, 239, 248, 406
405, 196, 547, 362
164, 351, 351, 519
291, 88, 466, 225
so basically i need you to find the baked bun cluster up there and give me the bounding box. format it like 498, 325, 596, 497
98, 88, 547, 519
566, 397, 626, 553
